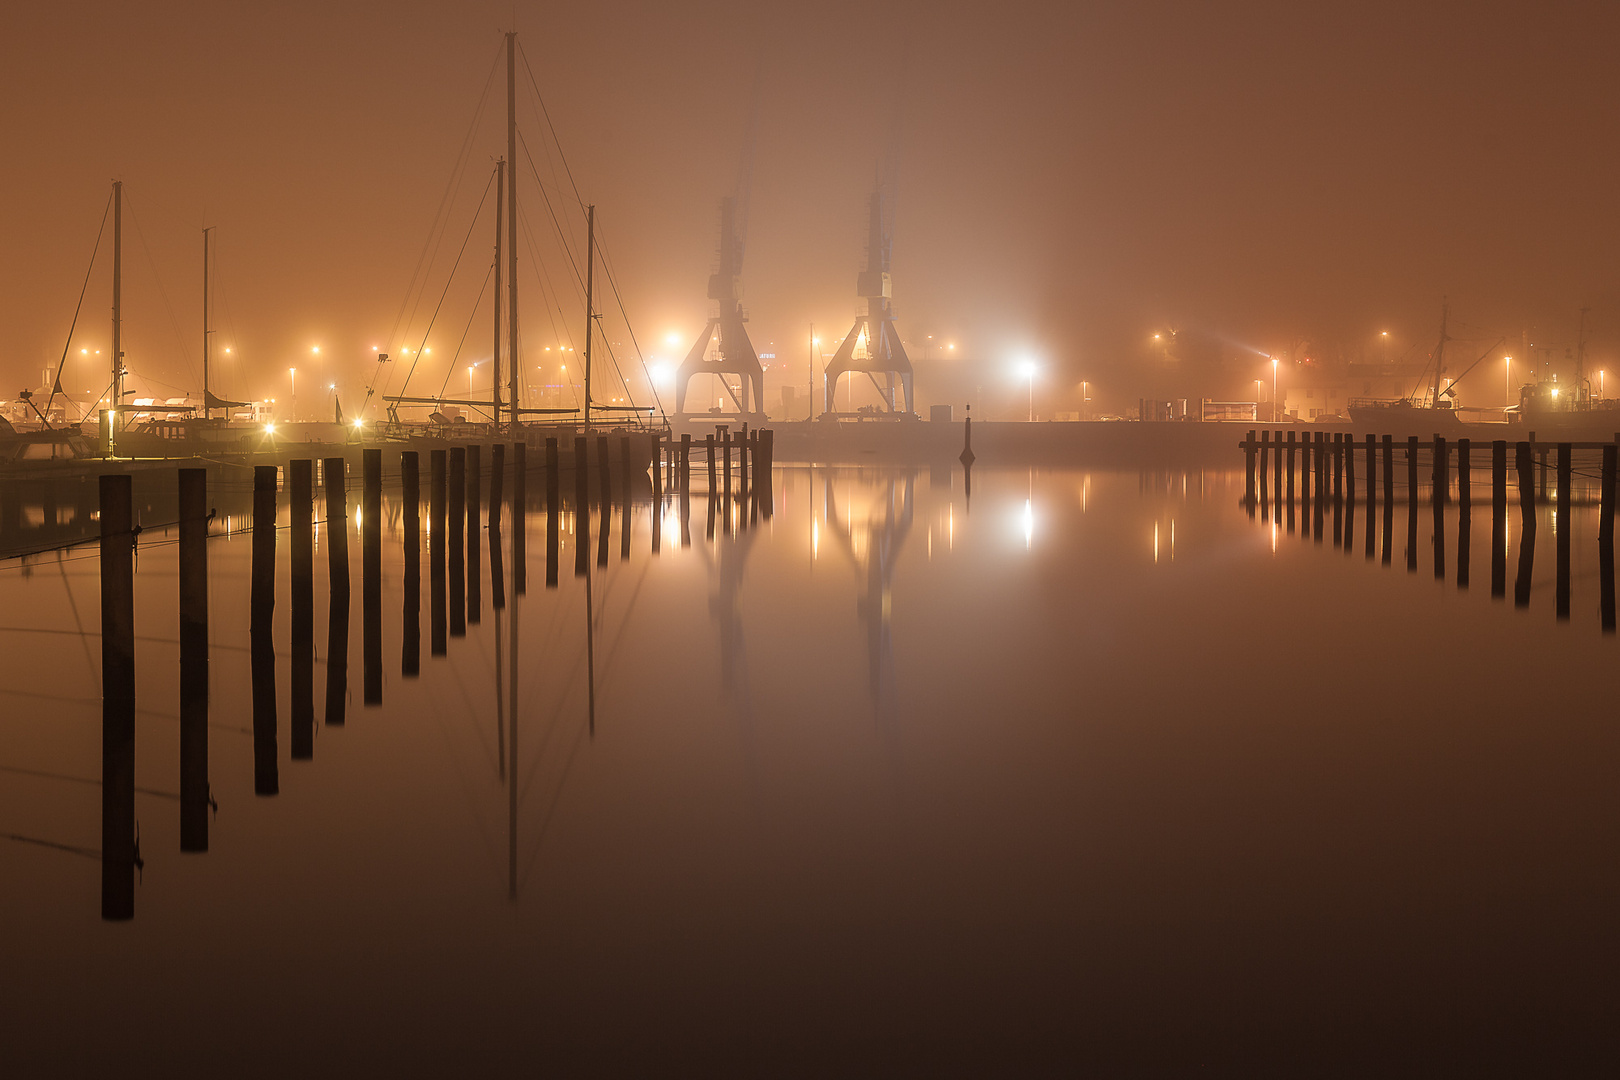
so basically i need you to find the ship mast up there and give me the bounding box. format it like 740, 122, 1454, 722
492, 160, 504, 427
583, 204, 595, 424
111, 180, 123, 451
202, 226, 212, 421
506, 31, 519, 431
1429, 300, 1449, 406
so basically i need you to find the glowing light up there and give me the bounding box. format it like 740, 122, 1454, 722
263, 423, 277, 435
665, 332, 681, 347
80, 348, 87, 355
1552, 387, 1560, 398
352, 418, 364, 429
1023, 499, 1033, 549
311, 346, 320, 355
224, 347, 232, 354
1017, 359, 1038, 378
649, 362, 673, 385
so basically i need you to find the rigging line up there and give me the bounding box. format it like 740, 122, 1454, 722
516, 128, 586, 293
123, 191, 200, 392
434, 260, 497, 404
370, 44, 504, 409
396, 170, 498, 399
515, 203, 583, 409
517, 40, 588, 210
44, 190, 114, 422
592, 226, 665, 420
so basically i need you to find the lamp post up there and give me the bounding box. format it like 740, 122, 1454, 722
1020, 361, 1037, 422
289, 367, 296, 420
1505, 355, 1513, 407
1271, 357, 1279, 419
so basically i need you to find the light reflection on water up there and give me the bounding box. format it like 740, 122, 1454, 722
3, 463, 1620, 1072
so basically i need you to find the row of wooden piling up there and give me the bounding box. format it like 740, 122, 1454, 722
1240, 429, 1620, 629
93, 429, 772, 919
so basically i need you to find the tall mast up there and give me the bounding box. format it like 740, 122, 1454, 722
202, 226, 212, 421
111, 180, 123, 442
493, 159, 504, 426
583, 204, 595, 423
506, 31, 519, 431
1430, 300, 1449, 406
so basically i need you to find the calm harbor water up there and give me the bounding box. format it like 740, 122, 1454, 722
4, 462, 1619, 1074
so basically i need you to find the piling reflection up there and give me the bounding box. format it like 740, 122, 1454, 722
178, 468, 209, 853
289, 459, 314, 760
403, 450, 421, 676
251, 465, 279, 796
823, 471, 915, 711
430, 449, 447, 656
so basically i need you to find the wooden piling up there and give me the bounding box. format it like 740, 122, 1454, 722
545, 438, 559, 588
1456, 438, 1470, 589
466, 445, 481, 626
430, 449, 447, 656
1332, 433, 1343, 545
490, 444, 506, 609
289, 459, 314, 760
574, 436, 590, 577
1431, 437, 1446, 580
513, 440, 527, 596
596, 435, 612, 568
1244, 429, 1256, 507
1490, 441, 1506, 598
1343, 433, 1355, 553
402, 451, 420, 677
1364, 433, 1376, 559
620, 435, 633, 561
359, 450, 380, 704
1514, 441, 1535, 608
1602, 443, 1616, 632
1381, 435, 1394, 566
448, 447, 466, 636
99, 474, 136, 919
1285, 431, 1296, 533
1312, 432, 1324, 543
178, 468, 208, 853
328, 455, 355, 719
1258, 431, 1270, 512
681, 433, 692, 494
1556, 442, 1571, 619
251, 465, 279, 794
1406, 436, 1419, 572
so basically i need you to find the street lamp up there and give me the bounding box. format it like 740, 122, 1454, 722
1271, 356, 1279, 419
1505, 355, 1513, 406
1019, 360, 1037, 422
289, 367, 296, 419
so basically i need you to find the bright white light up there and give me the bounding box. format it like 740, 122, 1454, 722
649, 362, 673, 385
665, 331, 682, 347
263, 423, 276, 435
311, 346, 320, 355
1023, 499, 1034, 549
1017, 359, 1038, 379
352, 418, 364, 429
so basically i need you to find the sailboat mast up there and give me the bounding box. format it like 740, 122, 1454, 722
493, 160, 504, 427
583, 204, 595, 423
202, 226, 212, 421
111, 180, 123, 443
506, 31, 519, 432
1430, 301, 1449, 406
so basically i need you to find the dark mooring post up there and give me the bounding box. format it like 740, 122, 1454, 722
1300, 433, 1312, 538
1243, 429, 1256, 510
466, 444, 482, 626
100, 474, 136, 919
178, 468, 208, 853
289, 459, 314, 760
1332, 433, 1343, 545
1515, 441, 1535, 608
402, 450, 421, 677
545, 438, 559, 589
1311, 432, 1325, 543
490, 444, 506, 610
1535, 432, 1547, 503
252, 465, 279, 795
651, 433, 663, 555
430, 449, 447, 656
722, 428, 733, 502
448, 446, 466, 637
1600, 442, 1616, 632
597, 434, 612, 568
1456, 438, 1471, 589
706, 432, 717, 495
329, 457, 355, 721
574, 436, 590, 578
359, 449, 379, 705
1343, 433, 1355, 553
1258, 431, 1270, 516
1405, 436, 1419, 572
513, 440, 527, 596
1556, 442, 1572, 620
1364, 433, 1376, 559
1271, 428, 1282, 522
1285, 431, 1296, 532
761, 429, 775, 519
1382, 435, 1394, 566
681, 432, 692, 494
620, 435, 633, 561
1491, 440, 1507, 598
1431, 437, 1446, 581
